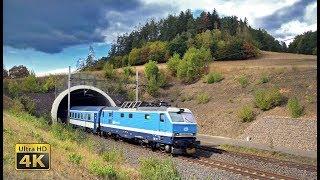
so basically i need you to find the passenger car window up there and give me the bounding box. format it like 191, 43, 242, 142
121, 113, 124, 117
129, 114, 133, 118
160, 113, 165, 122
145, 114, 150, 120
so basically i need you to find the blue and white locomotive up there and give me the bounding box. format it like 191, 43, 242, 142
69, 101, 199, 154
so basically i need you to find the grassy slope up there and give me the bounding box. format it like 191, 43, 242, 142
3, 111, 138, 179
108, 51, 317, 138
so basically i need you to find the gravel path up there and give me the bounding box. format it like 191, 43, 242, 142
89, 134, 316, 179
238, 116, 317, 152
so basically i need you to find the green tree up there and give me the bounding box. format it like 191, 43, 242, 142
128, 48, 141, 65
167, 53, 181, 75
144, 61, 166, 96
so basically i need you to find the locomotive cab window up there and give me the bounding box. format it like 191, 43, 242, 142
121, 113, 124, 118
129, 113, 133, 118
160, 113, 165, 122
145, 114, 150, 120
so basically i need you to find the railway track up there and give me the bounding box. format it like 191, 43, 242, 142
181, 156, 298, 180
198, 146, 317, 172
85, 129, 314, 179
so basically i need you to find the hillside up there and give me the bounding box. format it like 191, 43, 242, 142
113, 51, 317, 140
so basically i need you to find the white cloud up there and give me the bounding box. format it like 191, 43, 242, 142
274, 20, 317, 44
36, 67, 77, 77
142, 0, 299, 27
304, 1, 317, 24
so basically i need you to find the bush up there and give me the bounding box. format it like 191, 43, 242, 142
139, 157, 180, 180
68, 153, 83, 165
22, 73, 42, 93
11, 98, 25, 114
196, 92, 210, 104
89, 161, 117, 179
146, 76, 160, 96
8, 80, 22, 97
19, 96, 36, 115
43, 75, 56, 92
144, 61, 166, 96
237, 75, 249, 87
254, 88, 284, 111
128, 48, 141, 65
259, 74, 270, 84
177, 47, 212, 83
167, 53, 181, 75
123, 66, 135, 77
287, 97, 303, 118
104, 63, 115, 79
237, 106, 255, 122
102, 148, 125, 164
204, 72, 224, 84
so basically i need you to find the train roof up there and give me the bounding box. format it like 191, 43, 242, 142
70, 106, 105, 111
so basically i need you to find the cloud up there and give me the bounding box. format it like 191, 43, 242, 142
255, 0, 316, 30
4, 0, 142, 53
36, 67, 77, 77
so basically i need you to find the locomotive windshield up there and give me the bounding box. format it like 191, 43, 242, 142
169, 112, 196, 123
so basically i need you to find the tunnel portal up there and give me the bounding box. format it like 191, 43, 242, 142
51, 85, 116, 123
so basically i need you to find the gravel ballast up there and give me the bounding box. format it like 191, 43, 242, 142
237, 116, 317, 151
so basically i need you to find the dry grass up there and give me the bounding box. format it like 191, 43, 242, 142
3, 112, 139, 179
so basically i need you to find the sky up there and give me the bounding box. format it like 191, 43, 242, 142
3, 0, 317, 76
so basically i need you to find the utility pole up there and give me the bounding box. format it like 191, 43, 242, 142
67, 66, 71, 124
135, 69, 139, 102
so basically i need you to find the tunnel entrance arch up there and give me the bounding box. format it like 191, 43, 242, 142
51, 85, 116, 123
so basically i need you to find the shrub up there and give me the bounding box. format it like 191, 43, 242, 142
144, 61, 166, 96
68, 153, 83, 165
123, 66, 135, 77
128, 48, 141, 65
237, 106, 255, 122
177, 47, 212, 83
204, 72, 223, 84
102, 148, 125, 164
254, 88, 284, 111
8, 80, 21, 97
19, 96, 36, 115
287, 97, 303, 118
89, 161, 117, 179
196, 92, 210, 104
104, 63, 115, 79
11, 98, 25, 114
22, 73, 42, 92
146, 76, 160, 96
167, 53, 181, 75
144, 60, 159, 80
43, 75, 56, 92
259, 74, 270, 84
139, 157, 180, 180
237, 75, 249, 87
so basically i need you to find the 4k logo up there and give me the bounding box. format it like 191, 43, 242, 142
16, 144, 50, 170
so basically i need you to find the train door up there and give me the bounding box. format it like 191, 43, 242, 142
159, 113, 166, 131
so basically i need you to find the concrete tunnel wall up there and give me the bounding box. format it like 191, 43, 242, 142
51, 85, 116, 123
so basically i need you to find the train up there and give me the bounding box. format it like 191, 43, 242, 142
69, 101, 200, 155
